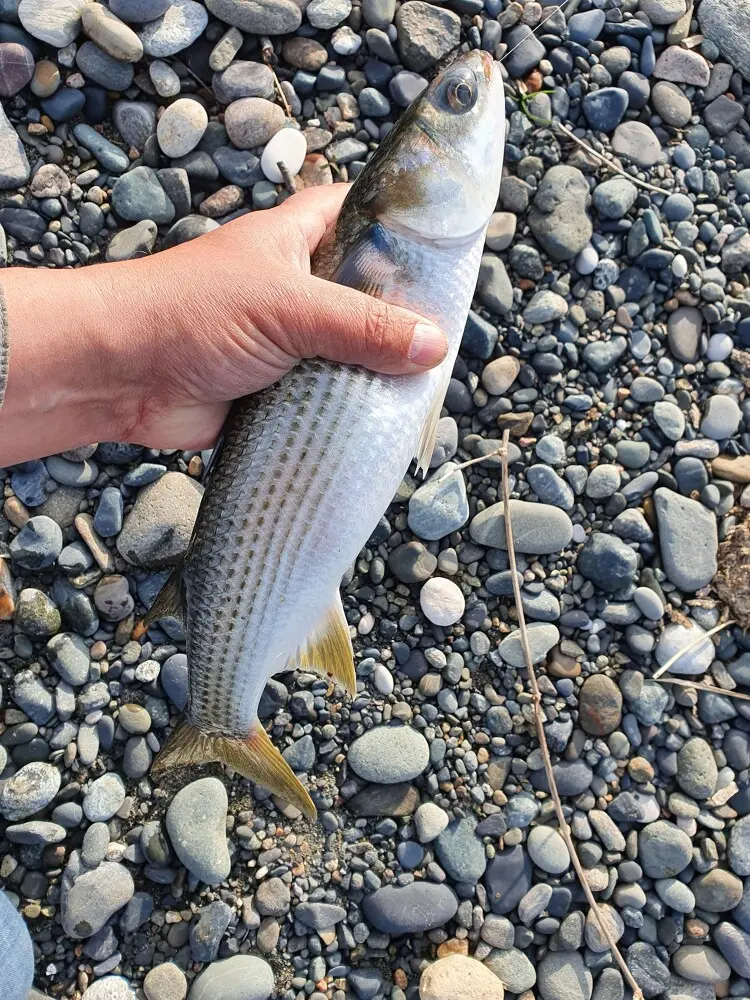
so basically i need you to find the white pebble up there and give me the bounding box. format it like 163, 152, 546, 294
331, 25, 362, 55
671, 254, 688, 278
260, 127, 307, 183
575, 245, 598, 275
419, 578, 465, 626
372, 663, 394, 695
706, 332, 733, 362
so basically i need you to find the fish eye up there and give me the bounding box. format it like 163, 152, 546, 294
443, 70, 478, 113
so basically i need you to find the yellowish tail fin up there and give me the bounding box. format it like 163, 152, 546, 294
288, 592, 356, 697
151, 719, 316, 820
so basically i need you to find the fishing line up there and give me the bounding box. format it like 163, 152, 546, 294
499, 0, 576, 65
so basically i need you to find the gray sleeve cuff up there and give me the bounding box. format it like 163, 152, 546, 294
0, 281, 7, 412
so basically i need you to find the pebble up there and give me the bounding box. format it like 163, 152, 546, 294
82, 4, 143, 61
117, 472, 203, 567
419, 955, 504, 1000
47, 632, 90, 685
363, 882, 458, 934
260, 127, 307, 183
165, 777, 231, 884
188, 955, 274, 1000
395, 1, 460, 73
484, 846, 532, 915
419, 577, 465, 626
528, 165, 592, 261
0, 762, 61, 820
578, 674, 622, 735
224, 96, 286, 149
639, 821, 692, 878
654, 489, 717, 592
9, 514, 62, 569
138, 0, 208, 57
435, 816, 486, 884
655, 621, 714, 676
676, 737, 717, 800
18, 0, 88, 46
672, 946, 731, 985
143, 963, 187, 1000
62, 862, 134, 939
348, 725, 429, 784
157, 98, 207, 158
84, 773, 126, 822
537, 952, 592, 1000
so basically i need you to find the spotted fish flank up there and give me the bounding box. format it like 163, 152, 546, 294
146, 51, 506, 819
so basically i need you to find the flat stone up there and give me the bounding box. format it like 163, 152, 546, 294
578, 533, 638, 591
157, 97, 207, 157
713, 922, 750, 978
186, 955, 275, 1000
654, 488, 717, 592
0, 103, 29, 188
420, 956, 505, 1000
0, 41, 34, 96
213, 60, 274, 103
18, 0, 89, 46
639, 821, 692, 878
166, 777, 230, 885
528, 165, 592, 261
75, 40, 134, 90
640, 0, 687, 24
484, 845, 532, 914
435, 816, 486, 884
627, 942, 671, 998
672, 946, 731, 984
62, 862, 134, 939
363, 882, 458, 934
470, 500, 572, 553
82, 4, 143, 61
112, 165, 175, 224
408, 464, 468, 540
117, 471, 202, 568
691, 869, 743, 912
348, 726, 429, 784
205, 0, 301, 34
612, 121, 663, 168
654, 46, 710, 85
0, 762, 61, 820
497, 623, 559, 667
699, 0, 750, 81
527, 825, 570, 874
655, 621, 715, 676
537, 952, 592, 1000
224, 96, 286, 149
109, 0, 171, 20
579, 674, 622, 735
394, 0, 460, 72
138, 0, 208, 57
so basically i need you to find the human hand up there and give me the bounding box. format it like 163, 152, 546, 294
0, 184, 447, 466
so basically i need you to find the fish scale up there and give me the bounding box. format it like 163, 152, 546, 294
147, 50, 505, 819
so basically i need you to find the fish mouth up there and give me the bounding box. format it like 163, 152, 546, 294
479, 50, 494, 83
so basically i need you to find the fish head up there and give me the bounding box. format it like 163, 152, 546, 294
351, 49, 506, 244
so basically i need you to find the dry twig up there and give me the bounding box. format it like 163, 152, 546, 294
277, 160, 297, 195
651, 619, 736, 680
554, 122, 670, 195
498, 428, 645, 1000
654, 677, 750, 702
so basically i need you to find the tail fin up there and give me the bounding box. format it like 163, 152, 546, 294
151, 719, 316, 820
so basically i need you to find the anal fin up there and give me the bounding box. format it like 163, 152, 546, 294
288, 592, 356, 697
415, 361, 453, 477
151, 719, 316, 820
142, 567, 184, 629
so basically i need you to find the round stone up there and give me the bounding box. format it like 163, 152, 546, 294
30, 59, 61, 97
348, 725, 429, 783
260, 126, 307, 183
419, 577, 465, 626
578, 674, 622, 735
655, 621, 714, 676
676, 737, 717, 800
701, 395, 741, 440
224, 97, 286, 149
363, 882, 458, 934
584, 904, 624, 953
307, 0, 352, 28
82, 978, 136, 1000
639, 821, 692, 878
118, 703, 151, 734
143, 963, 187, 1000
672, 946, 731, 985
0, 41, 34, 97
47, 632, 90, 686
157, 97, 207, 157
527, 825, 570, 874
537, 953, 592, 1000
420, 955, 504, 1000
414, 802, 450, 843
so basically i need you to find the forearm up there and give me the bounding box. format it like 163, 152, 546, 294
0, 262, 158, 467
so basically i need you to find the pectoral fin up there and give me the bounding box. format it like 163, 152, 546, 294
415, 362, 453, 477
332, 223, 398, 299
151, 719, 316, 820
288, 592, 356, 697
142, 567, 184, 628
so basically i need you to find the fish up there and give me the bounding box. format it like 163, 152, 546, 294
146, 49, 506, 819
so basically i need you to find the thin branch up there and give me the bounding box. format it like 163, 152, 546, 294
259, 36, 293, 119
554, 122, 671, 195
432, 444, 506, 483
651, 619, 735, 680
277, 159, 297, 195
655, 677, 750, 702
499, 429, 645, 1000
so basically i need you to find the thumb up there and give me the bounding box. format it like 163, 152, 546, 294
275, 273, 449, 375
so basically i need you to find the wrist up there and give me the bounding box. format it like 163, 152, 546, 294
0, 262, 154, 466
